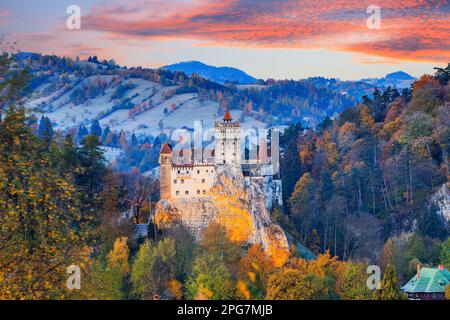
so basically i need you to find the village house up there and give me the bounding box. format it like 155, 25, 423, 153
401, 265, 450, 300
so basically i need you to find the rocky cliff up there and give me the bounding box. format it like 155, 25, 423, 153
155, 165, 289, 265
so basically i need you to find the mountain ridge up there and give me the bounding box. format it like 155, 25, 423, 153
162, 60, 258, 85
163, 60, 416, 89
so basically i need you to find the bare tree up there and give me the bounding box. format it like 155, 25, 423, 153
127, 169, 157, 224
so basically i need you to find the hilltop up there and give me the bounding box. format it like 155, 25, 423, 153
162, 61, 258, 85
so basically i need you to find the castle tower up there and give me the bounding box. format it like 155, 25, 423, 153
159, 143, 172, 200
215, 111, 241, 166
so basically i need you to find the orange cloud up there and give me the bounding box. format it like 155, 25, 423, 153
73, 0, 450, 63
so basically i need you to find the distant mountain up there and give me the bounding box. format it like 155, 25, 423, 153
162, 61, 258, 85
12, 52, 420, 142
361, 71, 416, 89
385, 71, 415, 81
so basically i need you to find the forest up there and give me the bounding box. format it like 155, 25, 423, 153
280, 65, 450, 284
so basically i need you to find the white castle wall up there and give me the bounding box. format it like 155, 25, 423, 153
164, 116, 283, 210
214, 121, 241, 166
170, 164, 215, 198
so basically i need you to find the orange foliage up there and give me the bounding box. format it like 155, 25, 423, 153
289, 251, 342, 278
169, 279, 183, 300
195, 286, 214, 300
359, 105, 375, 129
413, 74, 440, 91
108, 237, 130, 274
299, 147, 314, 167
239, 244, 275, 280
267, 240, 290, 268
236, 280, 251, 299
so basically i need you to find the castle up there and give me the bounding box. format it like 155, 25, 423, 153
159, 111, 282, 209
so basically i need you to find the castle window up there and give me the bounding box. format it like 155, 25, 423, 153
181, 179, 184, 184
173, 179, 177, 184
202, 179, 205, 183
185, 191, 189, 195
223, 160, 226, 164
197, 190, 200, 195
186, 170, 189, 174
203, 190, 206, 194
177, 170, 180, 173
176, 191, 180, 196
197, 170, 200, 174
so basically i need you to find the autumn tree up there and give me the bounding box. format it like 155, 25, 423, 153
0, 100, 91, 299
186, 253, 234, 300
289, 172, 316, 243
127, 170, 157, 224
440, 238, 450, 269
130, 239, 177, 299
372, 264, 403, 300
337, 263, 370, 300
445, 285, 450, 300
108, 237, 130, 274
200, 222, 241, 272
98, 172, 133, 258
266, 270, 327, 300
236, 244, 275, 299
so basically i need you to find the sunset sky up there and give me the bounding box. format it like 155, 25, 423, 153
1, 0, 449, 80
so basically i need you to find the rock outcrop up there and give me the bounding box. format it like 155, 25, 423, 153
431, 183, 450, 222
155, 165, 289, 265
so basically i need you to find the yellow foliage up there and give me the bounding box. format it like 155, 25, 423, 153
267, 241, 290, 268
108, 237, 130, 274
444, 285, 450, 300
359, 105, 375, 129
290, 251, 342, 278
169, 279, 183, 300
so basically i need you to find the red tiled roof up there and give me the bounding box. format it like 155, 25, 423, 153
223, 111, 233, 121
160, 143, 172, 154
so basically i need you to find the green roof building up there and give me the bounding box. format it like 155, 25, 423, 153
401, 265, 450, 300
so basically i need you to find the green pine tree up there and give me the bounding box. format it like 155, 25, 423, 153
373, 264, 403, 300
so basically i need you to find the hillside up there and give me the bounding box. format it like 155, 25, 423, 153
17, 54, 411, 134
361, 71, 416, 89
2, 48, 449, 301
8, 53, 421, 173
279, 67, 449, 279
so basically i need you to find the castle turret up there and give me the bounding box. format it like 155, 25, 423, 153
159, 143, 172, 200
215, 111, 241, 166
